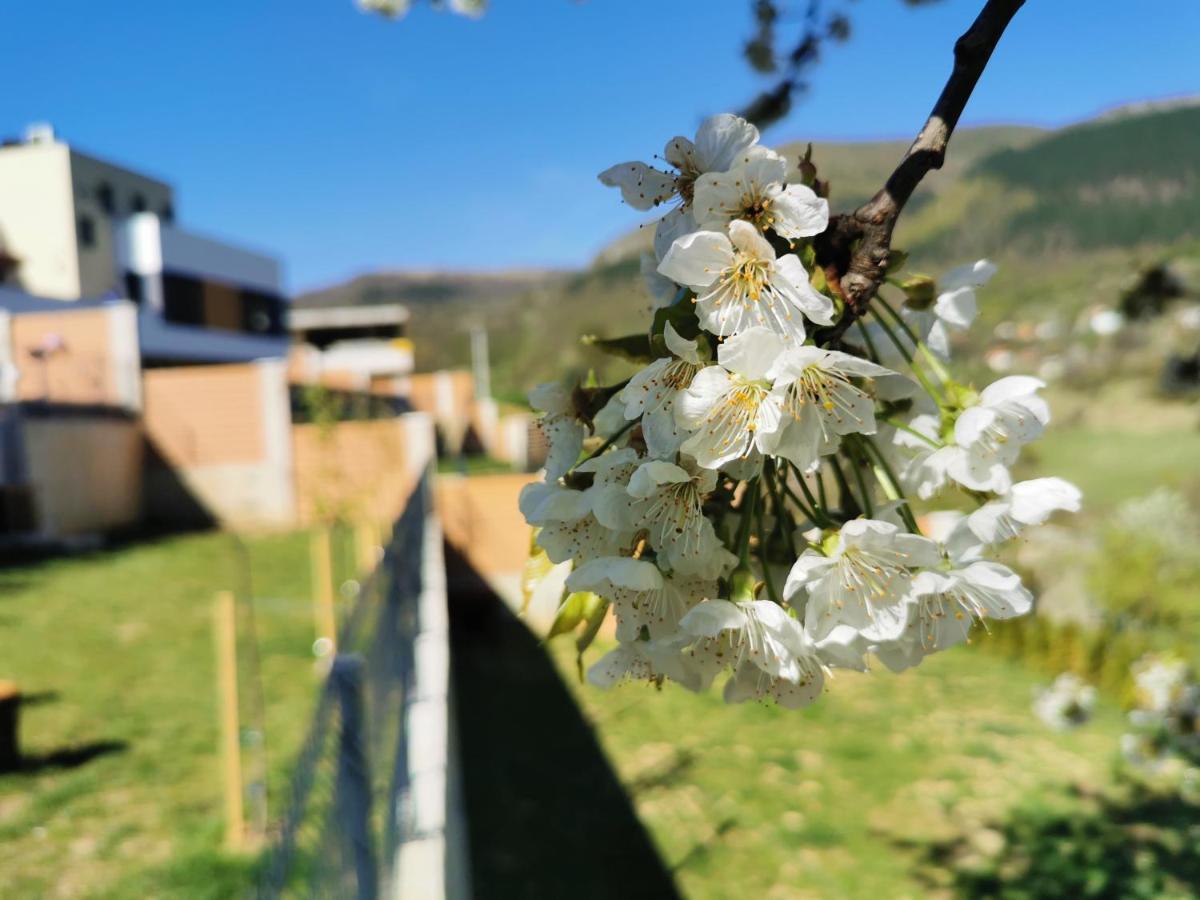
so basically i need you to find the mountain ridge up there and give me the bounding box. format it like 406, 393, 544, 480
299, 102, 1200, 397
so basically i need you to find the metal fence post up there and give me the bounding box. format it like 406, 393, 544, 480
332, 654, 378, 900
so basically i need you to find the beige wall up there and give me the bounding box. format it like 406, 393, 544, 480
436, 473, 539, 578
292, 411, 433, 525
142, 361, 296, 527
0, 142, 80, 299
23, 416, 143, 536
9, 303, 140, 409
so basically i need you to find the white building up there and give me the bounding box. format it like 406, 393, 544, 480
0, 123, 288, 364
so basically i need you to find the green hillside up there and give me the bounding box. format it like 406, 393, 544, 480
902, 103, 1200, 259
299, 102, 1200, 399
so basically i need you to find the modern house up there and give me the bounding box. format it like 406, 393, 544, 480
0, 123, 289, 366
0, 124, 304, 540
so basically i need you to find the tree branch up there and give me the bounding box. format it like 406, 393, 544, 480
815, 0, 1025, 344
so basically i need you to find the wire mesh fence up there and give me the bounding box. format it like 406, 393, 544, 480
258, 474, 433, 899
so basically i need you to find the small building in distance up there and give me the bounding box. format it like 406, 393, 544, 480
288, 302, 414, 395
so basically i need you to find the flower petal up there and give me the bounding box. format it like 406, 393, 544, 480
597, 161, 677, 211
657, 230, 733, 289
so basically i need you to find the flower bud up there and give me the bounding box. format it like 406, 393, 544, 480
900, 275, 937, 309
729, 565, 758, 604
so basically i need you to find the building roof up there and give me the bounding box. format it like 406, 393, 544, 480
138, 313, 288, 363
288, 303, 410, 332
0, 287, 286, 363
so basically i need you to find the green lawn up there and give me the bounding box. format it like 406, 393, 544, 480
547, 639, 1130, 900
0, 528, 334, 899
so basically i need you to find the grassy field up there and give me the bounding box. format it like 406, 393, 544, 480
543, 639, 1129, 900
0, 528, 338, 899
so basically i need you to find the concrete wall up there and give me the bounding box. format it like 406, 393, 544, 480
291, 411, 434, 525
23, 414, 143, 536
142, 360, 296, 527
406, 370, 475, 452
0, 142, 80, 299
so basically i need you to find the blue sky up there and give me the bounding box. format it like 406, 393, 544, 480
3, 0, 1197, 292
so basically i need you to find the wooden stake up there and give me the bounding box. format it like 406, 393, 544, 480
311, 526, 338, 653
355, 520, 380, 575
213, 590, 244, 852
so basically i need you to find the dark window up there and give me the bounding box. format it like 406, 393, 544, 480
161, 272, 205, 325
160, 203, 175, 224
131, 193, 147, 214
97, 182, 115, 215
77, 215, 96, 248
123, 272, 144, 306
241, 289, 286, 336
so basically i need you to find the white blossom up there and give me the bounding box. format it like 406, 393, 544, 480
764, 347, 913, 472
529, 382, 584, 481
599, 114, 777, 260
912, 259, 997, 358
519, 480, 623, 565
785, 518, 941, 642
679, 598, 810, 682
627, 459, 735, 577
567, 556, 711, 642
587, 637, 701, 691
966, 477, 1082, 544
1033, 674, 1096, 731
674, 327, 785, 470
619, 323, 705, 459
658, 220, 834, 343
692, 154, 829, 242
896, 377, 1049, 498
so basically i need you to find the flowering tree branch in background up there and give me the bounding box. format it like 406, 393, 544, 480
356, 0, 484, 20
739, 0, 945, 129
815, 0, 1025, 344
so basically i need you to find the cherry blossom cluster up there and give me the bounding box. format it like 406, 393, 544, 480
521, 113, 1082, 708
1121, 655, 1200, 792
1033, 673, 1097, 731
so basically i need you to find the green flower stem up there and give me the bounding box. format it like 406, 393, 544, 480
762, 462, 797, 543
855, 319, 882, 363
828, 455, 862, 519
882, 417, 944, 449
569, 417, 636, 473
868, 307, 946, 405
860, 436, 921, 534
754, 491, 783, 605
814, 463, 829, 511
874, 297, 956, 388
866, 305, 914, 363
849, 450, 875, 517
784, 462, 831, 528
734, 477, 760, 565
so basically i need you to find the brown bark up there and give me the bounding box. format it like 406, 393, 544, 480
815, 0, 1026, 344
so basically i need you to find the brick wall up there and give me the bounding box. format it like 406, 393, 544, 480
9, 304, 139, 409
291, 413, 432, 525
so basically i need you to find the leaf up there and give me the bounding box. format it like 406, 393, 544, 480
652, 299, 702, 342
575, 597, 610, 656
547, 591, 600, 640
574, 597, 611, 682
520, 530, 554, 616
885, 249, 909, 274
581, 333, 655, 363
810, 264, 829, 296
